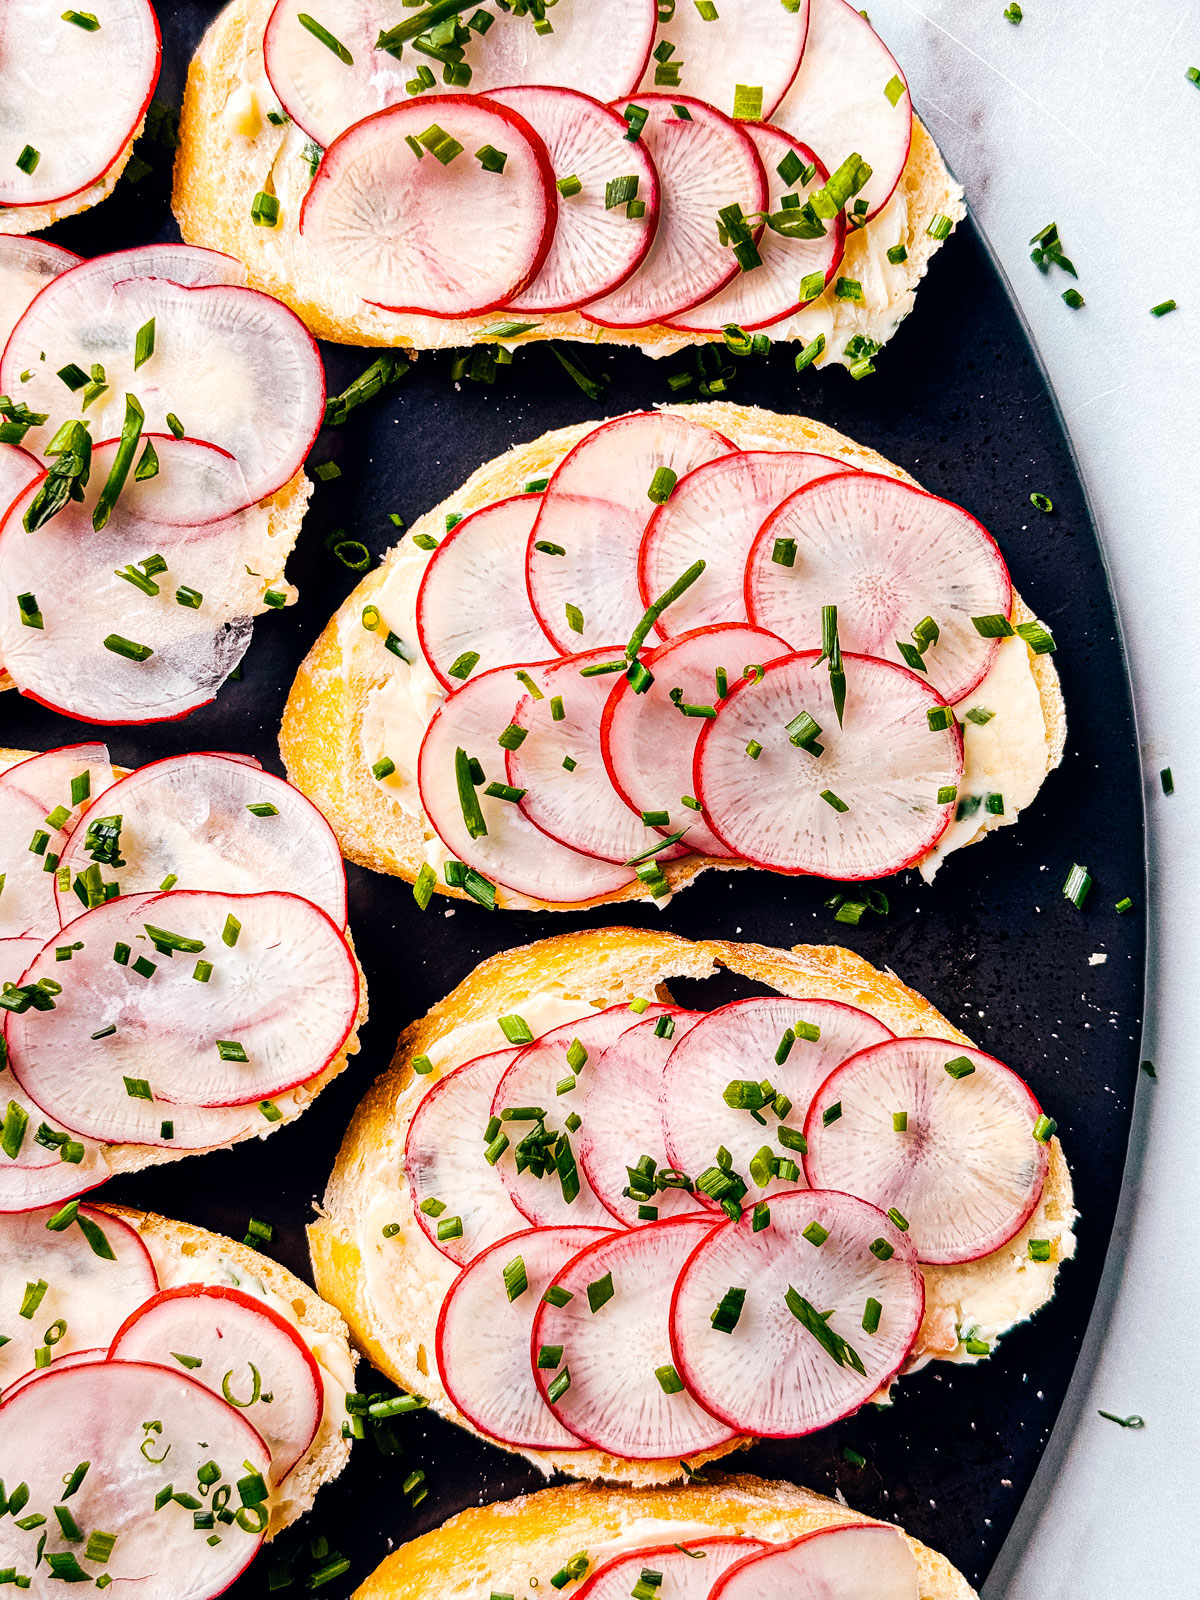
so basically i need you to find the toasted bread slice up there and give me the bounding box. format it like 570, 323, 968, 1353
310, 929, 1075, 1488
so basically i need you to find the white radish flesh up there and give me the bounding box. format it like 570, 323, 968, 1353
436, 1224, 613, 1451
638, 0, 809, 120
578, 1539, 770, 1600
0, 743, 115, 943
744, 472, 1011, 703
527, 411, 733, 653
0, 1016, 110, 1210
300, 95, 557, 317
803, 1037, 1050, 1264
1, 1345, 105, 1401
695, 650, 962, 879
0, 444, 42, 525
669, 1189, 923, 1437
0, 236, 80, 356
533, 1215, 735, 1459
710, 1524, 920, 1600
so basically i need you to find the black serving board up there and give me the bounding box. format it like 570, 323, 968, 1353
6, 6, 1146, 1592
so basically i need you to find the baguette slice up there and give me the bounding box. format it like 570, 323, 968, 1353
280, 402, 1066, 910
355, 1475, 978, 1600
310, 928, 1076, 1487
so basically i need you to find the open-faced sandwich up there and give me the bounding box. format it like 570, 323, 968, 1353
281, 403, 1065, 910
310, 929, 1075, 1484
174, 0, 963, 370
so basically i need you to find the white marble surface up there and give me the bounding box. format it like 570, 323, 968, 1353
866, 2, 1200, 1594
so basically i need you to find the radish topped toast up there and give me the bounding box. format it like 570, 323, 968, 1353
357, 1478, 978, 1600
309, 929, 1075, 1485
0, 743, 365, 1214
280, 403, 1065, 912
0, 1201, 355, 1593
174, 0, 962, 369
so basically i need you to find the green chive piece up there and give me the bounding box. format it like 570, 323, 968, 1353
134, 317, 156, 370
298, 12, 353, 62
1030, 492, 1054, 513
820, 789, 848, 813
1161, 767, 1175, 795
1115, 896, 1134, 915
1062, 288, 1085, 308
1098, 1410, 1144, 1428
887, 242, 908, 264
732, 84, 763, 120
1028, 1239, 1052, 1262
192, 960, 213, 983
944, 1055, 976, 1080
586, 1272, 615, 1313
556, 174, 583, 197
448, 650, 480, 681
1063, 862, 1092, 908
413, 862, 437, 910
103, 633, 153, 663
927, 213, 954, 240
62, 8, 101, 26
93, 393, 144, 532
216, 1040, 249, 1062
1150, 299, 1177, 317
499, 1014, 534, 1045
655, 1364, 684, 1394
870, 1236, 894, 1261
251, 191, 281, 227
822, 1102, 842, 1126
884, 74, 906, 105
16, 145, 41, 175
222, 914, 241, 947
246, 801, 278, 817
1033, 1114, 1057, 1143
802, 1220, 829, 1247
371, 756, 396, 781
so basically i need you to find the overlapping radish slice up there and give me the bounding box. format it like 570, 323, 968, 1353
584, 96, 768, 328
0, 1009, 109, 1211
508, 650, 685, 866
54, 752, 347, 928
579, 1539, 770, 1600
436, 1224, 613, 1451
670, 127, 843, 333
527, 412, 733, 653
415, 495, 554, 691
418, 664, 635, 905
0, 743, 115, 942
487, 87, 660, 314
638, 0, 809, 119
695, 650, 962, 879
0, 0, 160, 209
600, 624, 787, 857
639, 452, 848, 635
710, 1525, 920, 1600
300, 95, 557, 317
2, 1346, 105, 1401
109, 1284, 323, 1481
669, 1190, 923, 1437
0, 437, 286, 725
773, 0, 912, 221
803, 1038, 1050, 1264
0, 444, 41, 525
0, 1361, 270, 1600
0, 1203, 156, 1390
6, 889, 359, 1140
532, 1215, 735, 1458
745, 473, 1011, 703
661, 997, 894, 1203
0, 237, 81, 354
578, 1011, 706, 1226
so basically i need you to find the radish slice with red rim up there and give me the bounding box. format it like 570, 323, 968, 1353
584, 96, 768, 328
578, 1011, 706, 1226
486, 87, 661, 314
109, 1284, 323, 1481
528, 411, 734, 653
600, 624, 787, 857
0, 1360, 271, 1599
669, 1189, 923, 1437
0, 237, 81, 356
710, 1525, 920, 1600
639, 453, 850, 637
578, 1539, 770, 1600
744, 473, 1011, 703
0, 0, 160, 209
773, 0, 912, 222
436, 1223, 613, 1451
803, 1037, 1050, 1264
669, 126, 844, 333
1, 1345, 106, 1401
0, 1024, 110, 1211
418, 664, 635, 906
638, 0, 809, 120
0, 743, 115, 942
54, 752, 348, 928
300, 95, 557, 318
661, 996, 894, 1204
532, 1215, 736, 1458
695, 650, 963, 879
0, 1203, 156, 1391
0, 445, 42, 527
416, 495, 555, 692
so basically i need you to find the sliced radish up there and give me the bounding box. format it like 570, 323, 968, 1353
578, 1539, 770, 1600
745, 473, 1011, 703
0, 0, 160, 209
710, 1525, 920, 1600
803, 1037, 1050, 1265
0, 1360, 270, 1600
436, 1223, 613, 1451
527, 411, 733, 653
532, 1215, 735, 1459
661, 997, 894, 1205
0, 436, 289, 725
486, 87, 660, 313
670, 126, 844, 332
1, 1345, 106, 1401
415, 495, 555, 692
0, 444, 42, 526
0, 236, 81, 356
0, 1024, 110, 1212
300, 95, 557, 318
584, 96, 768, 327
0, 743, 115, 943
639, 453, 848, 637
600, 624, 787, 857
639, 0, 808, 120
0, 1203, 156, 1392
773, 0, 912, 221
109, 1284, 323, 1481
508, 650, 685, 866
418, 664, 635, 906
695, 650, 962, 879
577, 1011, 707, 1226
669, 1189, 923, 1437
54, 752, 347, 928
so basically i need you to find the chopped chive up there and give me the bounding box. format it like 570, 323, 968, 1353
62, 8, 101, 25
972, 613, 1014, 638
221, 914, 241, 947
1028, 1239, 1052, 1262
586, 1271, 615, 1313
103, 633, 153, 663
1033, 1114, 1057, 1143
216, 1040, 249, 1062
448, 650, 480, 680
802, 1220, 829, 1247
893, 1111, 909, 1131
498, 1014, 534, 1045
298, 13, 353, 62
556, 173, 583, 197
1063, 863, 1092, 908
475, 143, 507, 172
1150, 299, 1177, 317
1030, 492, 1054, 513
134, 317, 156, 369
16, 145, 40, 175
820, 789, 848, 813
927, 213, 954, 240
1115, 896, 1134, 915
887, 241, 908, 264
1161, 767, 1174, 795
1062, 288, 1085, 308
823, 1102, 842, 1126
655, 1364, 684, 1394
193, 960, 213, 983
944, 1055, 976, 1080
